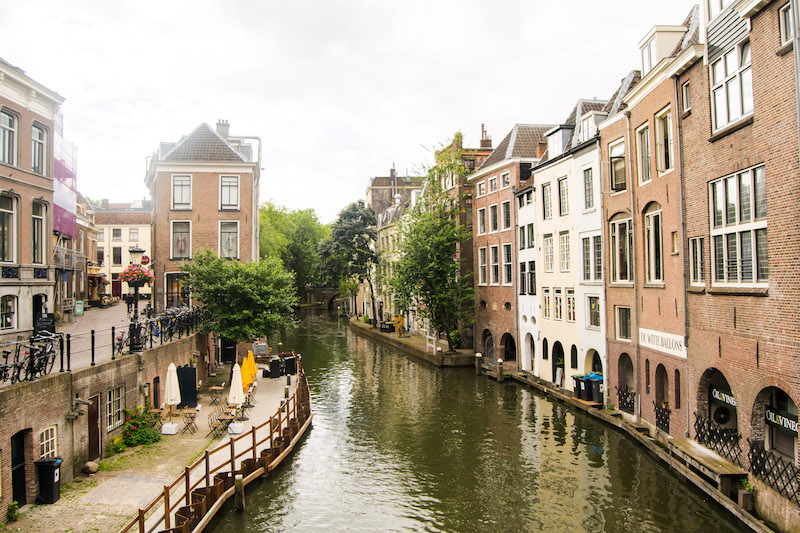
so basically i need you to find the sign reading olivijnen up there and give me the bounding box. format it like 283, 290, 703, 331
710, 386, 737, 408
765, 407, 798, 436
638, 328, 687, 359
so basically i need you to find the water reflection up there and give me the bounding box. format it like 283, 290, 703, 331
209, 312, 741, 532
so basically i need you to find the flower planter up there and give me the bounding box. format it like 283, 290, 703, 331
127, 280, 146, 288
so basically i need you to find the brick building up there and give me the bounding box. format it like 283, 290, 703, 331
469, 124, 551, 368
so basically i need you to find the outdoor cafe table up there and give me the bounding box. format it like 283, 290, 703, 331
209, 386, 224, 405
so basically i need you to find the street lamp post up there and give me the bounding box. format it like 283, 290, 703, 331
128, 246, 145, 352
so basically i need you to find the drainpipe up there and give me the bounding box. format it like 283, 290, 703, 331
624, 110, 641, 422
512, 184, 521, 373
674, 77, 692, 438
792, 0, 800, 167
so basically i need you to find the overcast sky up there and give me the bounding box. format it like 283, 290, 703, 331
1, 0, 695, 223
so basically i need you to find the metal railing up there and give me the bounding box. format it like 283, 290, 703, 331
0, 332, 62, 384
693, 412, 743, 466
748, 439, 800, 505
616, 387, 635, 414
654, 401, 671, 433
118, 364, 312, 533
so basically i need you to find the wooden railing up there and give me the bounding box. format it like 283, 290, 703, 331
118, 363, 312, 533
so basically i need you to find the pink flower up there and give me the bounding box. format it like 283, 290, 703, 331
132, 426, 137, 430
126, 418, 130, 421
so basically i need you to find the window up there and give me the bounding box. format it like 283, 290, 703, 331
527, 223, 534, 247
610, 218, 633, 282
502, 244, 512, 284
584, 168, 594, 209
559, 231, 570, 272
642, 37, 657, 75
588, 296, 600, 328
172, 175, 191, 209
97, 248, 104, 266
490, 205, 499, 232
488, 176, 497, 193
708, 0, 734, 20
610, 141, 626, 192
112, 247, 122, 265
690, 237, 705, 284
0, 196, 15, 263
682, 81, 692, 113
542, 183, 552, 219
711, 41, 753, 130
166, 272, 189, 307
644, 205, 663, 283
477, 181, 486, 197
171, 221, 191, 259
519, 226, 526, 249
478, 208, 486, 235
675, 370, 681, 410
106, 386, 124, 431
710, 166, 767, 284
490, 245, 500, 284
39, 426, 57, 459
32, 202, 45, 264
543, 288, 551, 318
129, 228, 138, 241
500, 172, 510, 189
220, 221, 239, 259
672, 231, 679, 254
579, 116, 592, 142
501, 201, 511, 230
655, 108, 673, 173
637, 126, 651, 183
112, 228, 121, 241
617, 306, 631, 340
646, 359, 651, 394
519, 263, 527, 294
478, 247, 486, 285
220, 175, 239, 210
98, 230, 104, 242
554, 288, 563, 320
593, 236, 602, 280
31, 125, 46, 174
544, 234, 554, 272
566, 289, 576, 322
0, 110, 16, 165
1, 295, 16, 329
582, 237, 591, 281
558, 177, 569, 216
781, 3, 795, 46
528, 261, 536, 295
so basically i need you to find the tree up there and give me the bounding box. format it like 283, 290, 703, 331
181, 250, 297, 343
319, 200, 379, 324
390, 135, 474, 351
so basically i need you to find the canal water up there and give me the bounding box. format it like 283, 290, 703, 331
210, 312, 743, 532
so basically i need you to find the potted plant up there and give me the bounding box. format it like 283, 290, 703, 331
119, 264, 155, 288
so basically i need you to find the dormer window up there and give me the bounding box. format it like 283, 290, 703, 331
579, 116, 592, 143
642, 37, 657, 75
708, 0, 734, 21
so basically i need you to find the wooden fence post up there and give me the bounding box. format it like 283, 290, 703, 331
138, 509, 145, 533
185, 466, 190, 506
230, 436, 236, 475
205, 450, 210, 487
164, 485, 171, 530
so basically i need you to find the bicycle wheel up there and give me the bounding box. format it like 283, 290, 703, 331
45, 347, 56, 374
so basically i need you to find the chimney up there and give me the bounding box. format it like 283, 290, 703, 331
480, 124, 492, 149
216, 119, 230, 139
101, 198, 109, 208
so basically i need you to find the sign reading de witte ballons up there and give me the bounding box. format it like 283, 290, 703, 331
765, 407, 798, 435
638, 328, 687, 359
710, 386, 736, 408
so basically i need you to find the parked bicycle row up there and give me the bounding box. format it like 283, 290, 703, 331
0, 330, 62, 384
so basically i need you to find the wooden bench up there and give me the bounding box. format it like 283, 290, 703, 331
669, 438, 748, 499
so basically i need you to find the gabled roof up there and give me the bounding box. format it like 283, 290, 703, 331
478, 124, 553, 170
537, 99, 607, 165
671, 5, 701, 57
161, 123, 248, 163
603, 70, 641, 116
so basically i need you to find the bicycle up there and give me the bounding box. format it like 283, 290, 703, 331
115, 329, 129, 354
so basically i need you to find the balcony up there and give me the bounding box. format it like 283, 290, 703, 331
53, 246, 79, 270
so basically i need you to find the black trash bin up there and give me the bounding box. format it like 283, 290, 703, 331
284, 356, 296, 375
35, 457, 61, 504
572, 376, 584, 398
581, 379, 593, 401
590, 378, 604, 404
269, 357, 281, 378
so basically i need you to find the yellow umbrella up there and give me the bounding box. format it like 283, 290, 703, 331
240, 357, 251, 393
247, 351, 257, 382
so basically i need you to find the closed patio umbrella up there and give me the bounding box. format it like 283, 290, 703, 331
162, 363, 181, 432
228, 363, 246, 407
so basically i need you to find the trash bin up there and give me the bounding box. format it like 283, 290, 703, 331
581, 378, 593, 401
269, 357, 281, 378
571, 375, 584, 398
262, 368, 269, 378
35, 457, 61, 504
284, 356, 296, 375
590, 378, 604, 404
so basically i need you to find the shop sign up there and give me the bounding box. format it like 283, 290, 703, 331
710, 386, 736, 408
765, 407, 798, 435
638, 328, 687, 359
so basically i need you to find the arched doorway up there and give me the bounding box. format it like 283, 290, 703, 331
617, 353, 634, 414
655, 364, 669, 407
585, 349, 603, 375
524, 333, 534, 373
698, 368, 737, 430
752, 386, 797, 461
501, 333, 516, 362
482, 330, 494, 359
551, 341, 565, 386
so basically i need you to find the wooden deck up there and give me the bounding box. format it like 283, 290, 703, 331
669, 438, 747, 499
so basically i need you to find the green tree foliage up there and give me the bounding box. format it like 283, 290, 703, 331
259, 202, 329, 295
181, 250, 297, 343
318, 200, 379, 323
391, 135, 474, 351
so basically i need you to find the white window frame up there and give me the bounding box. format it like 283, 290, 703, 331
637, 124, 651, 184
478, 247, 487, 285
112, 246, 122, 266
489, 204, 499, 233
558, 177, 569, 216
708, 0, 735, 21
219, 220, 239, 259
582, 237, 591, 281
128, 228, 138, 241
220, 175, 240, 210
501, 201, 511, 230
490, 245, 500, 285
690, 237, 705, 286
477, 181, 486, 197
477, 207, 486, 235
642, 36, 657, 75
616, 306, 632, 341
1, 295, 16, 330
112, 228, 122, 241
610, 218, 633, 283
609, 140, 626, 192
655, 107, 674, 174
781, 3, 794, 46
554, 288, 563, 320
542, 182, 552, 219
519, 226, 526, 249
587, 295, 601, 329
106, 385, 124, 432
519, 262, 527, 295
583, 167, 594, 210
559, 231, 570, 272
502, 243, 513, 285
0, 110, 16, 166
500, 172, 511, 189
0, 195, 16, 263
528, 260, 536, 295
543, 288, 551, 318
682, 81, 692, 113
566, 288, 576, 323
32, 201, 45, 265
709, 165, 767, 286
593, 235, 603, 281
711, 40, 753, 131
171, 174, 192, 210
170, 220, 192, 260
39, 425, 57, 459
488, 176, 497, 193
31, 124, 46, 175
644, 208, 664, 283
544, 234, 554, 272
579, 115, 592, 143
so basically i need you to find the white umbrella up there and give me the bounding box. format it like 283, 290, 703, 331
228, 363, 245, 407
164, 363, 181, 423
